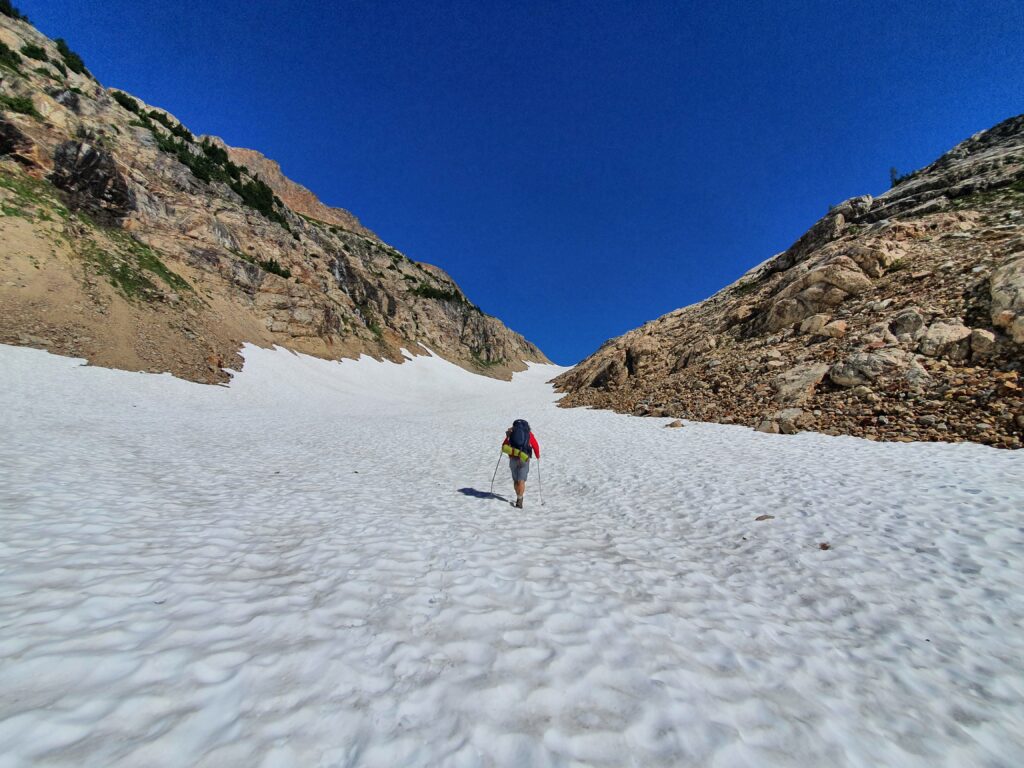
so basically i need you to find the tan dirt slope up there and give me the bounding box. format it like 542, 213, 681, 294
554, 115, 1024, 448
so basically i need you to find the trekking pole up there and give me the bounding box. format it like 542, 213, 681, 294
488, 450, 503, 495
537, 458, 544, 506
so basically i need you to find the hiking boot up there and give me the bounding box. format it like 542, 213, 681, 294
515, 497, 524, 509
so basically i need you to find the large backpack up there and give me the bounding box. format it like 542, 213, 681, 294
509, 419, 533, 458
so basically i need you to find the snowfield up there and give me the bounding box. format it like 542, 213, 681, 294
1, 342, 1023, 768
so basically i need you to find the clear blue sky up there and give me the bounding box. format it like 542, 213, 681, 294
22, 0, 1024, 364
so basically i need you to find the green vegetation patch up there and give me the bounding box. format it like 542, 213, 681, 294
0, 165, 190, 299
106, 228, 193, 294
410, 283, 465, 302
54, 38, 88, 77
0, 201, 22, 217
0, 0, 28, 21
131, 106, 291, 230
0, 168, 69, 220
889, 167, 913, 187
199, 139, 230, 166
233, 249, 293, 279
19, 43, 46, 61
0, 41, 22, 72
147, 109, 193, 141
77, 228, 192, 301
0, 93, 39, 117
382, 243, 408, 262
111, 90, 141, 114
256, 257, 291, 278
161, 135, 229, 182
409, 282, 483, 313
232, 175, 290, 229
78, 239, 161, 298
471, 353, 506, 369
298, 212, 330, 228
113, 87, 292, 230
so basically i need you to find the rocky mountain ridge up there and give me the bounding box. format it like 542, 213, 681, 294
555, 114, 1024, 448
222, 144, 376, 239
0, 11, 548, 383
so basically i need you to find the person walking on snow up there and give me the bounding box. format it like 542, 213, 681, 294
502, 419, 540, 508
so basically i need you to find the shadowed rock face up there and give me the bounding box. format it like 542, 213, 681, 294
0, 116, 31, 160
0, 14, 548, 383
49, 141, 136, 224
555, 114, 1024, 448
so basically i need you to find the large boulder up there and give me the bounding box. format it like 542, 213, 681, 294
918, 320, 973, 361
772, 214, 846, 272
589, 357, 628, 390
990, 256, 1024, 343
772, 363, 830, 405
764, 297, 813, 330
822, 320, 847, 339
889, 307, 927, 340
830, 349, 929, 388
805, 259, 874, 295
842, 243, 898, 278
970, 329, 997, 360
799, 314, 831, 335
624, 336, 663, 377
755, 408, 811, 435
830, 195, 873, 221
672, 335, 717, 371
775, 408, 811, 434
49, 141, 136, 224
763, 257, 873, 331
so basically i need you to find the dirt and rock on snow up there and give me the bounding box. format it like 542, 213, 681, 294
2, 342, 1023, 767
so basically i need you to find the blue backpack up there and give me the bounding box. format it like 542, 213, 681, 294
509, 419, 533, 458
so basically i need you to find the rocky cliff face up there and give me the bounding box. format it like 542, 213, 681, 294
555, 115, 1024, 448
0, 13, 547, 383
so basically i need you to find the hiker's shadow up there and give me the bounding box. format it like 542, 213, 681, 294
458, 487, 508, 502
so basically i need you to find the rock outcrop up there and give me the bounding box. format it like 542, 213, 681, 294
49, 140, 136, 224
555, 114, 1024, 448
0, 13, 547, 382
223, 145, 376, 239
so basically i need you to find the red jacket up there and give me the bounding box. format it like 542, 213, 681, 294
502, 432, 540, 459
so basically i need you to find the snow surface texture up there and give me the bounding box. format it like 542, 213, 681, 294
1, 342, 1023, 768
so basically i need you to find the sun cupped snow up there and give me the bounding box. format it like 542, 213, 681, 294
1, 343, 1022, 767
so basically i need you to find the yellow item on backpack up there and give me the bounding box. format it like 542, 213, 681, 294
502, 444, 530, 462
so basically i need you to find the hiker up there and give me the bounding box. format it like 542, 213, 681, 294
502, 419, 540, 508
